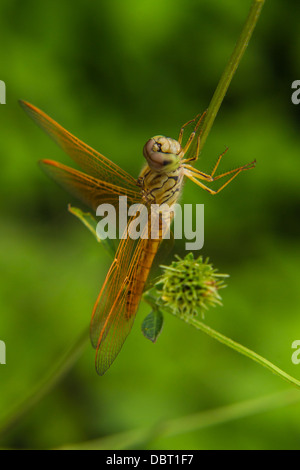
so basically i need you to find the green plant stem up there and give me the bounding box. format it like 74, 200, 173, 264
144, 292, 300, 390
0, 329, 89, 438
58, 389, 300, 450
186, 315, 300, 389
198, 0, 265, 152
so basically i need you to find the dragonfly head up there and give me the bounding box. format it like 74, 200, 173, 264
143, 136, 182, 173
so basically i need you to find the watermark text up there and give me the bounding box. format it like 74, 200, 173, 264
291, 340, 300, 365
291, 80, 300, 105
95, 197, 204, 250
0, 340, 6, 364
0, 80, 6, 104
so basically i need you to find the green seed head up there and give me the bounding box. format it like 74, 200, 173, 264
156, 253, 229, 318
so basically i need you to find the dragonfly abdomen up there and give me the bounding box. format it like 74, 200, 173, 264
126, 159, 185, 319
126, 237, 161, 318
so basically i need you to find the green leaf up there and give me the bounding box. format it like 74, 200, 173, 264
68, 204, 115, 258
141, 310, 164, 343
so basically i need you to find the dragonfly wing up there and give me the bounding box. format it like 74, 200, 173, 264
91, 206, 173, 375
90, 205, 162, 375
40, 159, 140, 210
19, 100, 138, 193
91, 234, 147, 375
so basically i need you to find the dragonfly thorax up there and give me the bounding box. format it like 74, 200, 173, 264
143, 136, 182, 174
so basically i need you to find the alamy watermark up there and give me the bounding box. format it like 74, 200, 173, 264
95, 196, 204, 250
0, 340, 6, 364
0, 80, 6, 104
291, 80, 300, 105
291, 340, 300, 365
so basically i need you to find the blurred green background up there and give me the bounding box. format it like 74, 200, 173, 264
1, 0, 300, 450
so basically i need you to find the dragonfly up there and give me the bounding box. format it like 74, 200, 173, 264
20, 100, 255, 375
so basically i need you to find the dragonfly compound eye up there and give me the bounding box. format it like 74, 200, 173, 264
143, 136, 182, 173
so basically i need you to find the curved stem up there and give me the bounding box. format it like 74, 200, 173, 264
144, 289, 300, 390
58, 389, 300, 449
186, 316, 300, 389
0, 329, 89, 437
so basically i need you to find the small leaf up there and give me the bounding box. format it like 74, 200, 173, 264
68, 204, 115, 258
141, 310, 164, 343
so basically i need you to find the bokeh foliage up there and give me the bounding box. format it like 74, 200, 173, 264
0, 0, 300, 449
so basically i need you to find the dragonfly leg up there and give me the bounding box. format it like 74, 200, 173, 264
180, 111, 207, 163
183, 164, 212, 182
211, 159, 256, 181
210, 147, 229, 177
182, 134, 200, 164
182, 128, 198, 157
178, 111, 206, 146
184, 159, 256, 194
184, 144, 255, 181
178, 115, 200, 145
